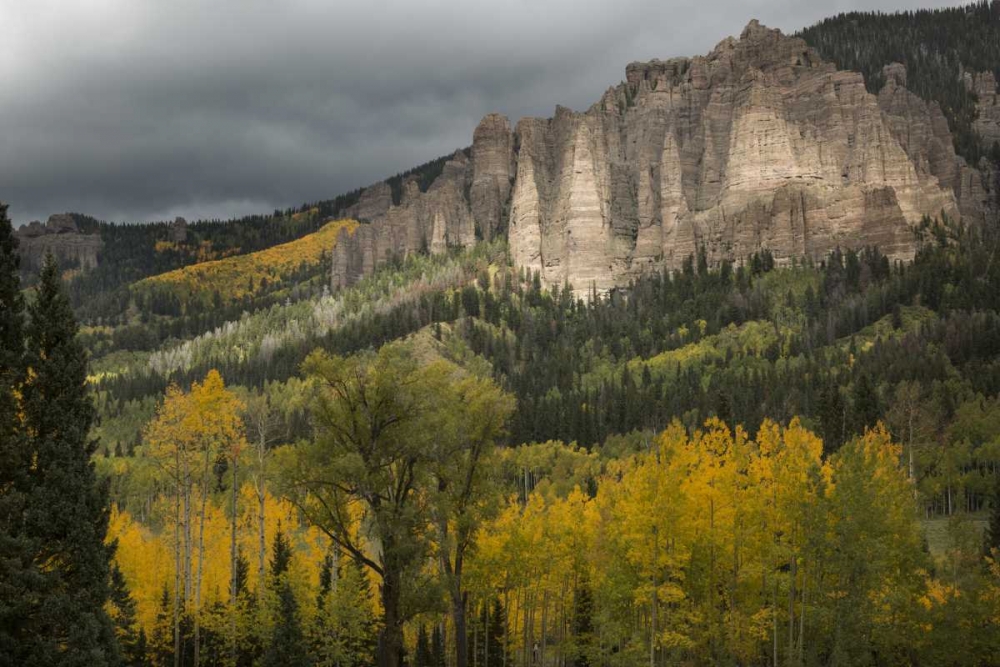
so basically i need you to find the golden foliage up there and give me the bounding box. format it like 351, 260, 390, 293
136, 219, 358, 304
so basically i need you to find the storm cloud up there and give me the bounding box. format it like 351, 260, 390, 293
1, 0, 963, 226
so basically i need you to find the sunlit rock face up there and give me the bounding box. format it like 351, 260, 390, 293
508, 21, 959, 296
336, 21, 971, 297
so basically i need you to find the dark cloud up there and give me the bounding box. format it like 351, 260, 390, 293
1, 0, 963, 226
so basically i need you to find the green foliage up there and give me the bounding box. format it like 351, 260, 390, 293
262, 582, 309, 667
310, 556, 378, 667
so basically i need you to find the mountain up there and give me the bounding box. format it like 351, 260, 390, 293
330, 18, 997, 298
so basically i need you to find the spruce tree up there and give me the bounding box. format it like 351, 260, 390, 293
486, 599, 506, 667
430, 625, 446, 667
0, 200, 32, 662
110, 563, 147, 666
414, 625, 432, 667
851, 373, 880, 435
262, 582, 309, 667
269, 523, 292, 582
14, 252, 118, 664
149, 586, 175, 667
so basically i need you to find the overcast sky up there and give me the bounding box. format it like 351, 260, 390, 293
0, 0, 964, 226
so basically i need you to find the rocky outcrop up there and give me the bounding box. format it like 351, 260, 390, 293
966, 70, 1000, 148
470, 113, 515, 241
170, 217, 188, 243
334, 21, 977, 297
344, 181, 393, 222
504, 22, 961, 295
331, 151, 478, 288
16, 214, 103, 273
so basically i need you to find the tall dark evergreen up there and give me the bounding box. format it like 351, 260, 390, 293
485, 599, 507, 667
269, 523, 293, 582
430, 625, 446, 667
0, 200, 31, 663
414, 625, 432, 667
262, 582, 309, 667
7, 251, 118, 664
109, 563, 147, 667
852, 373, 881, 435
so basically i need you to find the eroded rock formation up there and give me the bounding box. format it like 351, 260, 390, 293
335, 21, 984, 296
16, 214, 103, 273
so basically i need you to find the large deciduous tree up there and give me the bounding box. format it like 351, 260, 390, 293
280, 344, 511, 667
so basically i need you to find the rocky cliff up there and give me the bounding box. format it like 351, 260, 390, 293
16, 214, 103, 274
335, 21, 984, 296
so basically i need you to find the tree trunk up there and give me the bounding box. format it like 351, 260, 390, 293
256, 438, 267, 598
787, 551, 796, 666
378, 569, 405, 667
453, 587, 469, 667
229, 454, 239, 665
184, 481, 193, 602
798, 570, 806, 667
173, 478, 181, 667
193, 448, 212, 666
650, 527, 658, 667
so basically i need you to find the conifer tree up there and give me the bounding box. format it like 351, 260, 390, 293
269, 523, 292, 582
14, 253, 118, 664
263, 582, 309, 667
110, 563, 148, 666
430, 625, 446, 667
0, 200, 31, 661
150, 586, 175, 667
485, 599, 506, 667
414, 625, 432, 667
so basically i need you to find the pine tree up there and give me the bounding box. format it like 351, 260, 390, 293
269, 523, 292, 582
316, 552, 333, 610
110, 563, 148, 666
14, 252, 118, 664
149, 585, 175, 667
0, 200, 31, 661
263, 582, 309, 667
431, 625, 446, 667
414, 625, 432, 667
486, 599, 506, 667
233, 549, 250, 599
851, 373, 880, 435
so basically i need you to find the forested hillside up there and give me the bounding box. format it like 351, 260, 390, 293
798, 0, 1000, 163
50, 204, 997, 666
60, 151, 459, 324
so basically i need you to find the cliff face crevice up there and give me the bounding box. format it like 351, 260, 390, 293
335, 21, 981, 296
